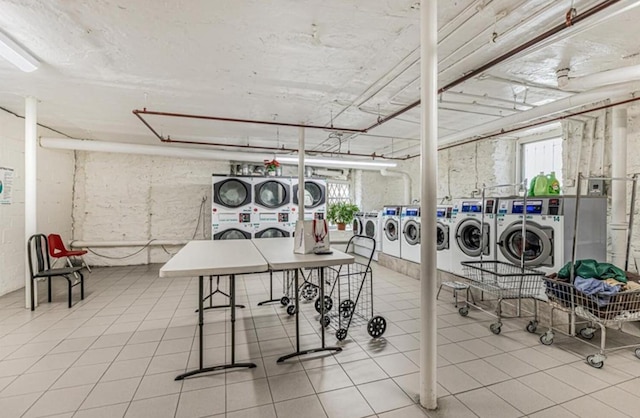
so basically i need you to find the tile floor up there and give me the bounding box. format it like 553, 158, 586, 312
1, 262, 640, 417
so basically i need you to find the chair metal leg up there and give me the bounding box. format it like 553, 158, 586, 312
80, 272, 85, 300
48, 277, 52, 302
81, 256, 91, 272
30, 278, 35, 311
436, 284, 443, 300
68, 278, 73, 308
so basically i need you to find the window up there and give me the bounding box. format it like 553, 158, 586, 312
520, 137, 563, 187
327, 181, 350, 206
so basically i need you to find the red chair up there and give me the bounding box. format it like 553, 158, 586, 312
48, 234, 91, 272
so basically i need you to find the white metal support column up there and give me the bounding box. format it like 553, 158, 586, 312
298, 127, 305, 222
611, 106, 627, 268
24, 96, 37, 309
419, 0, 438, 410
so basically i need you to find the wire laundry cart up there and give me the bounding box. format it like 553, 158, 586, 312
460, 260, 546, 334
314, 235, 387, 341
539, 173, 640, 368
280, 268, 321, 315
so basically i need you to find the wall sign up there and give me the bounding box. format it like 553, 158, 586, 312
0, 167, 14, 204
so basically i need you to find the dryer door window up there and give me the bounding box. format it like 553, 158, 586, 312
455, 219, 488, 257
499, 223, 553, 267
385, 219, 398, 241
365, 220, 376, 238
255, 181, 288, 208
255, 228, 290, 239
404, 220, 420, 245
214, 228, 251, 240
215, 179, 251, 208
293, 182, 326, 208
353, 219, 362, 234
437, 222, 449, 251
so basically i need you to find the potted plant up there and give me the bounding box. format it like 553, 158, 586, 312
264, 158, 280, 176
327, 202, 360, 230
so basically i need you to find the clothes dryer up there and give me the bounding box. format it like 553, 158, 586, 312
212, 176, 254, 239
495, 196, 606, 274
292, 178, 327, 220
450, 198, 498, 275
252, 177, 295, 236
381, 206, 401, 258
401, 206, 421, 263
436, 205, 453, 272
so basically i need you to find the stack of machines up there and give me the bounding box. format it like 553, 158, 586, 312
211, 175, 327, 240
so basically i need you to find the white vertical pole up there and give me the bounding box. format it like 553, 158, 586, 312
420, 0, 438, 410
611, 107, 627, 268
298, 127, 305, 222
25, 96, 37, 309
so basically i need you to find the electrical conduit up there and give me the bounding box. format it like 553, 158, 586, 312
611, 106, 628, 268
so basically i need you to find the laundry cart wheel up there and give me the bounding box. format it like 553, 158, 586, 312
286, 305, 296, 316
301, 283, 318, 301
339, 299, 355, 318
320, 315, 330, 327
539, 332, 554, 346
489, 323, 502, 335
367, 316, 387, 338
587, 354, 604, 369
526, 321, 538, 333
634, 348, 640, 360
314, 296, 333, 313
458, 306, 469, 317
280, 296, 290, 306
579, 327, 596, 340
336, 328, 348, 341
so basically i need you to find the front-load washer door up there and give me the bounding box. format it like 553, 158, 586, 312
213, 228, 252, 240
293, 181, 326, 208
214, 179, 251, 208
455, 218, 489, 257
353, 218, 363, 235
498, 222, 553, 267
255, 228, 290, 239
365, 219, 377, 238
403, 220, 420, 245
437, 222, 449, 251
385, 219, 398, 241
254, 180, 289, 209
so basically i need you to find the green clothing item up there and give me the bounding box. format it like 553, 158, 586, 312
557, 259, 627, 283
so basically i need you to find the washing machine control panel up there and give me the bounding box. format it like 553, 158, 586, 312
239, 213, 252, 223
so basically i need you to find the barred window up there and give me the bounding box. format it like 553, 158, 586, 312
327, 181, 350, 206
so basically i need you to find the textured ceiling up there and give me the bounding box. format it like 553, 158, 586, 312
1, 0, 639, 160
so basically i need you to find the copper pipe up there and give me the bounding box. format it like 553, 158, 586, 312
365, 0, 621, 132
132, 109, 366, 133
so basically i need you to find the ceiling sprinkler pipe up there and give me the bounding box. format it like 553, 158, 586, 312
557, 64, 640, 91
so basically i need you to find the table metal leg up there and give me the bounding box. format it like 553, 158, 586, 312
277, 267, 342, 363
175, 274, 255, 380
197, 275, 246, 312
258, 270, 281, 306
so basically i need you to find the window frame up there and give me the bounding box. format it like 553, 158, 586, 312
516, 135, 563, 188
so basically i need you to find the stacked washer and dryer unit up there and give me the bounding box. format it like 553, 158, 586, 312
212, 175, 326, 240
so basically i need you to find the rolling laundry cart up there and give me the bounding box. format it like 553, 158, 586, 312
540, 173, 640, 368
314, 235, 387, 341
281, 268, 321, 315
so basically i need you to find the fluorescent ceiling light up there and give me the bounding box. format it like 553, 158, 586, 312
278, 156, 397, 169
0, 31, 39, 72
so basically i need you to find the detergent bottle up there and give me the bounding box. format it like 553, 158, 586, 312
547, 171, 560, 195
533, 171, 548, 196
528, 174, 538, 197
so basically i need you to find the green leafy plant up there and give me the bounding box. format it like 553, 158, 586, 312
327, 202, 360, 229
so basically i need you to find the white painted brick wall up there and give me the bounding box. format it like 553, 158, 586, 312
0, 110, 74, 297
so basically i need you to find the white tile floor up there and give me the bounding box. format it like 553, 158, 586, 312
2, 262, 640, 417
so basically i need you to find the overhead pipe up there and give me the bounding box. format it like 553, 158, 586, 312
558, 64, 640, 91
380, 169, 412, 205
24, 96, 37, 309
438, 82, 640, 146
364, 0, 623, 132
611, 106, 628, 268
39, 137, 396, 170
70, 240, 188, 248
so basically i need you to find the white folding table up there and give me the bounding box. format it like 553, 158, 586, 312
252, 237, 354, 362
159, 240, 268, 380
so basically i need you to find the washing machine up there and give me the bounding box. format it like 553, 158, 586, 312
212, 175, 254, 239
436, 205, 453, 272
352, 212, 369, 257
292, 178, 327, 220
401, 206, 421, 263
359, 211, 382, 260
495, 196, 606, 274
450, 198, 497, 275
381, 206, 401, 258
252, 177, 295, 237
